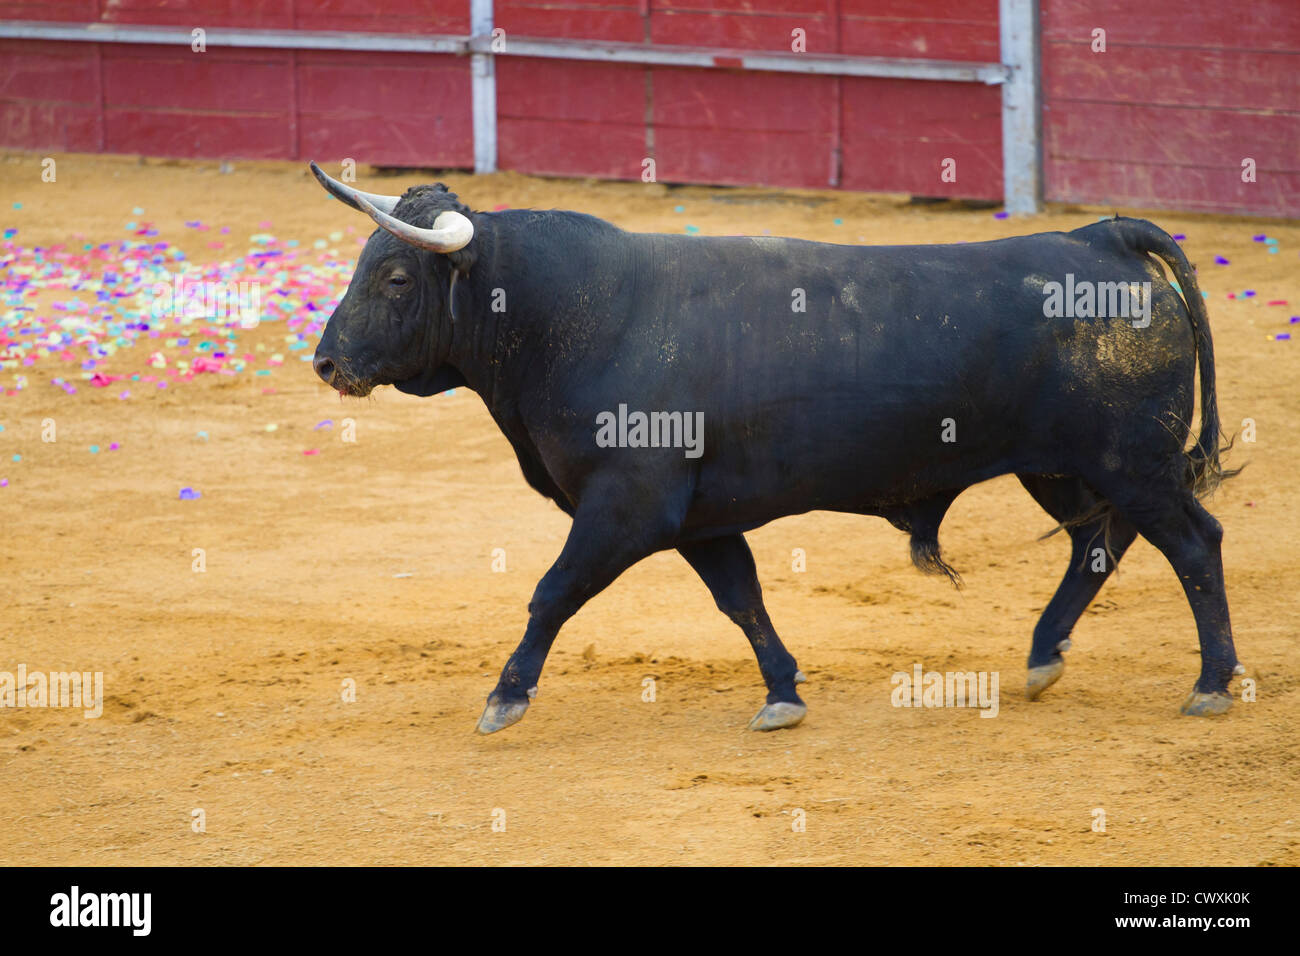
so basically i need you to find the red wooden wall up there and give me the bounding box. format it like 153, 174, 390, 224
0, 1, 474, 167
2, 1, 1296, 215
0, 0, 1002, 199
1041, 0, 1300, 216
495, 0, 1003, 197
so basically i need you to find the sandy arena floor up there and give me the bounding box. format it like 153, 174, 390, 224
0, 154, 1296, 865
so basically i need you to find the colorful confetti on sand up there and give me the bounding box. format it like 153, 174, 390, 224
1, 214, 356, 399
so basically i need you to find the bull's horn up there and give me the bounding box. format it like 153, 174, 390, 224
309, 161, 401, 216
350, 192, 475, 254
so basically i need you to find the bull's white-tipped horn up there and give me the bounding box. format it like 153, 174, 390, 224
309, 161, 401, 216
351, 192, 475, 254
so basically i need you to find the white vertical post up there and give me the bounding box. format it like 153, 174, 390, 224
471, 0, 497, 174
1000, 0, 1041, 214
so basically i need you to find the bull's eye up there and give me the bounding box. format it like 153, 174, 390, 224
388, 274, 409, 289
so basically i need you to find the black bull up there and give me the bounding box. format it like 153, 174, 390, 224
309, 165, 1242, 734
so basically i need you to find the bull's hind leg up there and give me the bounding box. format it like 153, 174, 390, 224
1093, 483, 1239, 715
678, 534, 807, 731
1017, 475, 1138, 700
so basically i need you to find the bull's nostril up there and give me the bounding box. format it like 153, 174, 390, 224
313, 355, 336, 384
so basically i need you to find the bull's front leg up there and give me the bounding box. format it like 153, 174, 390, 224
475, 476, 685, 734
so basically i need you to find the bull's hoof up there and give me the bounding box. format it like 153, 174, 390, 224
1025, 659, 1065, 701
475, 693, 531, 734
748, 701, 807, 732
1180, 690, 1233, 717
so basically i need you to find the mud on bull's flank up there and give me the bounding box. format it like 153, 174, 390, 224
595, 403, 705, 459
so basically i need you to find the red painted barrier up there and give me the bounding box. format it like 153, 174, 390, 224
491, 0, 1002, 196
1, 1, 1296, 215
1041, 0, 1300, 216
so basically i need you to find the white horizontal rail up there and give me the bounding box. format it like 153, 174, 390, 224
0, 21, 465, 53
0, 21, 1008, 84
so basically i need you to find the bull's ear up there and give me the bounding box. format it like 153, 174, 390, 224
449, 269, 471, 323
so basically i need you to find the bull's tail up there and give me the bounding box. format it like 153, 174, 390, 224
1111, 217, 1240, 497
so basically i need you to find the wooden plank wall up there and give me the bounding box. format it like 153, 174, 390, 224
6, 1, 1296, 215
0, 1, 474, 167
1042, 0, 1300, 216
494, 0, 1003, 198
0, 1, 1002, 199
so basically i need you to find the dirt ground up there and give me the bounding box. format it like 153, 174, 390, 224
0, 154, 1296, 866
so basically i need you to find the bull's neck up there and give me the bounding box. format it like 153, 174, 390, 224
444, 211, 611, 418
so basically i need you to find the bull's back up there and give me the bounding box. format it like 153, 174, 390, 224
631, 227, 1196, 521
525, 223, 1195, 525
